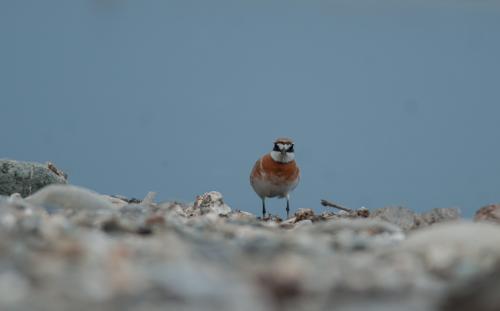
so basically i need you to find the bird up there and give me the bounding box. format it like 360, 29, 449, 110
250, 138, 300, 219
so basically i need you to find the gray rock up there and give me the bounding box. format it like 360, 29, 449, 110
0, 185, 496, 311
418, 208, 461, 227
0, 195, 8, 205
228, 211, 258, 223
0, 271, 30, 307
26, 184, 114, 211
401, 222, 500, 279
190, 191, 231, 216
101, 195, 129, 208
371, 206, 418, 231
293, 219, 313, 228
474, 204, 500, 224
302, 218, 405, 251
141, 192, 157, 206
0, 159, 67, 197
371, 206, 461, 231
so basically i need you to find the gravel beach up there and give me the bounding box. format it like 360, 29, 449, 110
0, 160, 498, 311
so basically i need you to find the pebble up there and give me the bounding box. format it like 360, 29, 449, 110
474, 204, 500, 224
191, 191, 232, 216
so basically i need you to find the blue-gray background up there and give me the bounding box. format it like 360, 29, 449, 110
2, 0, 499, 217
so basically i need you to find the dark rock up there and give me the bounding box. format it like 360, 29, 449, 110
0, 159, 67, 197
136, 226, 154, 235
441, 263, 500, 311
294, 208, 314, 222
101, 218, 123, 233
257, 270, 303, 305
356, 207, 370, 218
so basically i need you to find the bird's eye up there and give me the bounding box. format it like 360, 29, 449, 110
287, 144, 294, 153
273, 143, 280, 151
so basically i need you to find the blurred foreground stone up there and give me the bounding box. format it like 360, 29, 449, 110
371, 206, 461, 231
0, 184, 497, 311
441, 263, 500, 311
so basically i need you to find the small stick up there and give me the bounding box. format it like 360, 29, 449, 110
321, 199, 353, 213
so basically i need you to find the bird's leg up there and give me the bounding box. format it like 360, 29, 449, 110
262, 198, 266, 218
286, 197, 290, 219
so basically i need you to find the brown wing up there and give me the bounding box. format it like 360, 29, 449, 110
250, 157, 262, 181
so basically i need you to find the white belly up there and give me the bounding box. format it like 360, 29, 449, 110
251, 177, 298, 199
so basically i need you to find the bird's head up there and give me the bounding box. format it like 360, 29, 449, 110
270, 138, 295, 163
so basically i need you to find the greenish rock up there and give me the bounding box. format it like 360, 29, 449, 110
0, 159, 67, 197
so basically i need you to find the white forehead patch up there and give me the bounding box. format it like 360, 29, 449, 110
277, 143, 290, 150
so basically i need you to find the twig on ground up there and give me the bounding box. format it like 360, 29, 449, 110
320, 199, 353, 213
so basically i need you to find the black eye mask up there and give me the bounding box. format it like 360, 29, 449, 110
273, 144, 280, 152
287, 144, 294, 153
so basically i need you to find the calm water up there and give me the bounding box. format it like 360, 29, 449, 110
2, 0, 500, 217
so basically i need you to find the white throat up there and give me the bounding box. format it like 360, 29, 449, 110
270, 151, 295, 163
